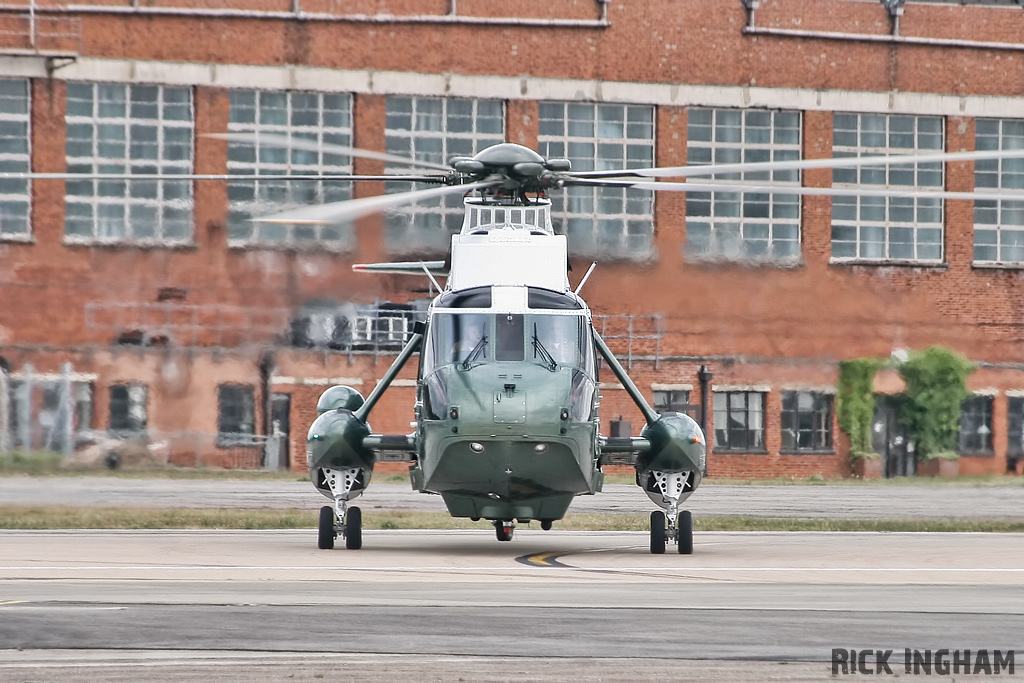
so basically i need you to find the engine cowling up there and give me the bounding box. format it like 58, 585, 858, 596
306, 401, 374, 499
637, 412, 706, 475
316, 385, 365, 414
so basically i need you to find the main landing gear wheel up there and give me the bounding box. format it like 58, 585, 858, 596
318, 506, 336, 550
650, 510, 666, 554
495, 521, 514, 542
677, 510, 693, 555
345, 506, 362, 550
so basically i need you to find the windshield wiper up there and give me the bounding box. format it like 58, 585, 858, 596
458, 336, 488, 370
532, 324, 558, 372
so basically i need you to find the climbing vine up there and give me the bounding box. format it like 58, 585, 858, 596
837, 358, 883, 460
897, 346, 974, 461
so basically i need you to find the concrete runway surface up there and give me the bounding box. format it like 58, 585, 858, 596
2, 528, 1024, 682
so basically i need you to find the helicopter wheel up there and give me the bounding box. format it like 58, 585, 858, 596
540, 520, 553, 531
495, 521, 514, 542
650, 510, 667, 554
317, 506, 336, 550
344, 506, 362, 550
677, 510, 693, 555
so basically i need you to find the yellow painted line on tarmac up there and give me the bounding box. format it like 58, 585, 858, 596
517, 552, 570, 567
0, 600, 27, 606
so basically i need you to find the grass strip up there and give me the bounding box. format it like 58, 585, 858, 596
1, 506, 1022, 533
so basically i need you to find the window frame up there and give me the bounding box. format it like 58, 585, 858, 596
226, 89, 355, 250
958, 394, 994, 456
712, 390, 767, 453
0, 78, 31, 240
780, 390, 835, 454
538, 101, 655, 260
685, 107, 803, 264
383, 95, 505, 255
973, 118, 1024, 266
108, 382, 148, 437
653, 389, 697, 420
64, 82, 195, 245
830, 112, 945, 264
216, 383, 256, 447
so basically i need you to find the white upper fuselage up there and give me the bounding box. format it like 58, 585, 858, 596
445, 198, 572, 296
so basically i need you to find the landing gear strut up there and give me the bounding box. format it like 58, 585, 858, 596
318, 466, 365, 550
646, 470, 695, 555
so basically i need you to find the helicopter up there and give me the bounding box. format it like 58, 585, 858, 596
228, 135, 1024, 555
9, 134, 1024, 555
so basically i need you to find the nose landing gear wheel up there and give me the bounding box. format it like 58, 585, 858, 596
677, 510, 693, 555
318, 506, 336, 550
344, 506, 362, 550
495, 521, 514, 541
650, 510, 666, 554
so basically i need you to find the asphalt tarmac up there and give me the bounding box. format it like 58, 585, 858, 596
2, 479, 1023, 682
2, 528, 1024, 682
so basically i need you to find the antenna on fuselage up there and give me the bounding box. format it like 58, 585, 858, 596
420, 262, 442, 294
574, 262, 597, 296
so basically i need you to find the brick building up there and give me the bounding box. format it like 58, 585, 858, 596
1, 0, 1024, 477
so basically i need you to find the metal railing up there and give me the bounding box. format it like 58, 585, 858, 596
593, 314, 664, 369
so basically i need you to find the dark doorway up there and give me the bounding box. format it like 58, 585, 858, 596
872, 395, 914, 478
270, 393, 291, 469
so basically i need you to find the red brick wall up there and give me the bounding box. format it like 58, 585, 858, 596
4, 0, 1024, 478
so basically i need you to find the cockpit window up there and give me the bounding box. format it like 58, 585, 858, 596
424, 312, 594, 376
496, 314, 524, 361
531, 315, 585, 367
430, 313, 489, 365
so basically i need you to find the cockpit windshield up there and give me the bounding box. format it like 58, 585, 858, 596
424, 312, 593, 376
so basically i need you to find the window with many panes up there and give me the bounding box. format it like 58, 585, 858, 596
227, 90, 354, 249
384, 96, 504, 254
6, 378, 93, 452
108, 383, 147, 436
781, 391, 833, 452
538, 102, 655, 260
685, 108, 802, 263
831, 113, 944, 262
958, 394, 993, 455
653, 389, 697, 419
0, 79, 30, 239
217, 384, 255, 447
974, 119, 1024, 265
713, 391, 766, 451
65, 83, 193, 243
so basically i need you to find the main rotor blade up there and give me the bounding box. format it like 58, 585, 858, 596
207, 133, 453, 172
255, 180, 500, 225
571, 148, 1024, 180
0, 172, 446, 182
352, 260, 447, 274
569, 177, 1024, 202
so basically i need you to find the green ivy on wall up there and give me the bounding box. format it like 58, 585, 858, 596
897, 346, 974, 461
837, 357, 882, 460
